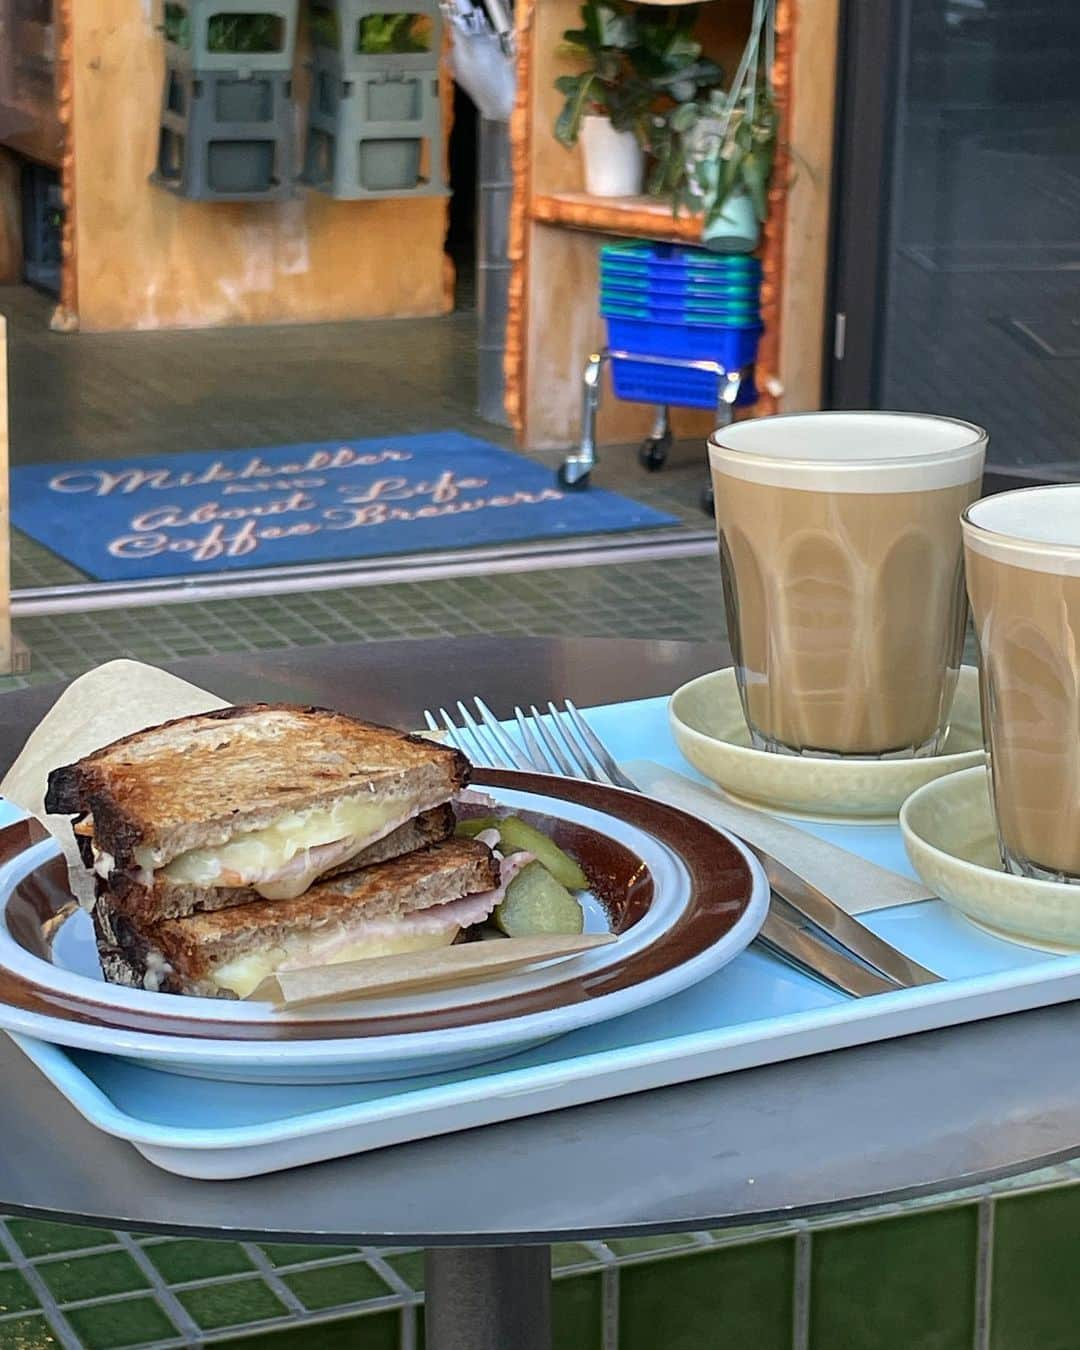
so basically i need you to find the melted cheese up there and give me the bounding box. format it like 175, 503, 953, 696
142, 796, 416, 896
214, 927, 458, 999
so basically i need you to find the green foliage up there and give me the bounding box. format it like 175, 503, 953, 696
645, 23, 778, 234
163, 2, 191, 48
357, 12, 430, 53
553, 1, 722, 150
163, 6, 284, 54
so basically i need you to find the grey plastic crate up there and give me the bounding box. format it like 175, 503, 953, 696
152, 64, 296, 201
163, 0, 300, 74
303, 0, 444, 199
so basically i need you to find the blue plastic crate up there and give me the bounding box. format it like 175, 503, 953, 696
605, 315, 762, 410
610, 357, 759, 409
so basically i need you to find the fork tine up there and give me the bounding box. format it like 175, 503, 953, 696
456, 700, 511, 769
546, 701, 601, 782
528, 704, 576, 776
473, 698, 533, 771
515, 705, 555, 773
564, 699, 638, 791
438, 707, 487, 764
423, 710, 440, 732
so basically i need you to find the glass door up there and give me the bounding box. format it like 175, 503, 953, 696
830, 0, 1080, 476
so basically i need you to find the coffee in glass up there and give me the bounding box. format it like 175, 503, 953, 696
962, 484, 1080, 883
709, 411, 987, 758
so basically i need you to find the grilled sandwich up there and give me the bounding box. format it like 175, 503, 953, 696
94, 836, 503, 998
46, 704, 468, 906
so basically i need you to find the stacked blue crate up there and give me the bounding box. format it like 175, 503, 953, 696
599, 242, 763, 409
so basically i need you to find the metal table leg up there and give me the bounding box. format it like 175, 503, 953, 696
425, 1245, 552, 1350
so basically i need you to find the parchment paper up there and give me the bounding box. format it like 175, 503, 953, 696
0, 659, 227, 905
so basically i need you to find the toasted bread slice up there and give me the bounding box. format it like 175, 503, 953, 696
98, 804, 456, 924
46, 704, 468, 876
94, 837, 501, 999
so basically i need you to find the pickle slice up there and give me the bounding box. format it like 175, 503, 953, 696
494, 861, 585, 937
494, 817, 589, 890
454, 816, 501, 838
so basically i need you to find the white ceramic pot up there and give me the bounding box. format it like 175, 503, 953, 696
580, 114, 644, 197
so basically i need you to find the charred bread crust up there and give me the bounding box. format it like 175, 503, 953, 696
93, 901, 233, 999
45, 704, 469, 871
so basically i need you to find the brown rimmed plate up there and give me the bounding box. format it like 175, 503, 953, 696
0, 772, 768, 1083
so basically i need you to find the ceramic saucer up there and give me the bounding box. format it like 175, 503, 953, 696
668, 666, 984, 823
900, 765, 1080, 952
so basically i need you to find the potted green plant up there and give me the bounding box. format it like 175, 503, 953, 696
648, 0, 777, 251
553, 1, 721, 199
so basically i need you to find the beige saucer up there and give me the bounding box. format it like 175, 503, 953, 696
668, 666, 984, 822
900, 766, 1080, 951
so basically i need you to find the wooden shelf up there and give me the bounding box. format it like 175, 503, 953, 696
531, 191, 702, 243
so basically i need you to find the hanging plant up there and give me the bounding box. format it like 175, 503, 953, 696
647, 0, 778, 242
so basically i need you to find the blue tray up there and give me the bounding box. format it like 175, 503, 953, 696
600, 274, 760, 297
12, 694, 1080, 1179
600, 243, 761, 276
601, 298, 761, 324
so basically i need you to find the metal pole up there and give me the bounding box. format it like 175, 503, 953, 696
476, 117, 513, 426
425, 1245, 552, 1350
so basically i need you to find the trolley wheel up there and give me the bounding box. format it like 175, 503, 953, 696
557, 463, 591, 491
638, 428, 673, 471
700, 479, 715, 517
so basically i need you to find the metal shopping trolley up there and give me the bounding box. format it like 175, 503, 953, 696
556, 242, 763, 514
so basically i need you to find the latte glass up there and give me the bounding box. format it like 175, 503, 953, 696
708, 411, 987, 758
962, 484, 1080, 883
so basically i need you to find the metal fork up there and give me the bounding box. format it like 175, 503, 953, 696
424, 699, 905, 998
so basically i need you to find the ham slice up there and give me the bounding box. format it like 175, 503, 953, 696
284, 851, 536, 968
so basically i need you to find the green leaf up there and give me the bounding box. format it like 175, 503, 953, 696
741, 152, 769, 219
670, 101, 699, 133
554, 72, 596, 147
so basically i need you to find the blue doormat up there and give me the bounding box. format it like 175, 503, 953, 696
11, 432, 680, 583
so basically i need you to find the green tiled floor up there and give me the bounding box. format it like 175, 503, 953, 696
0, 1178, 1077, 1349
